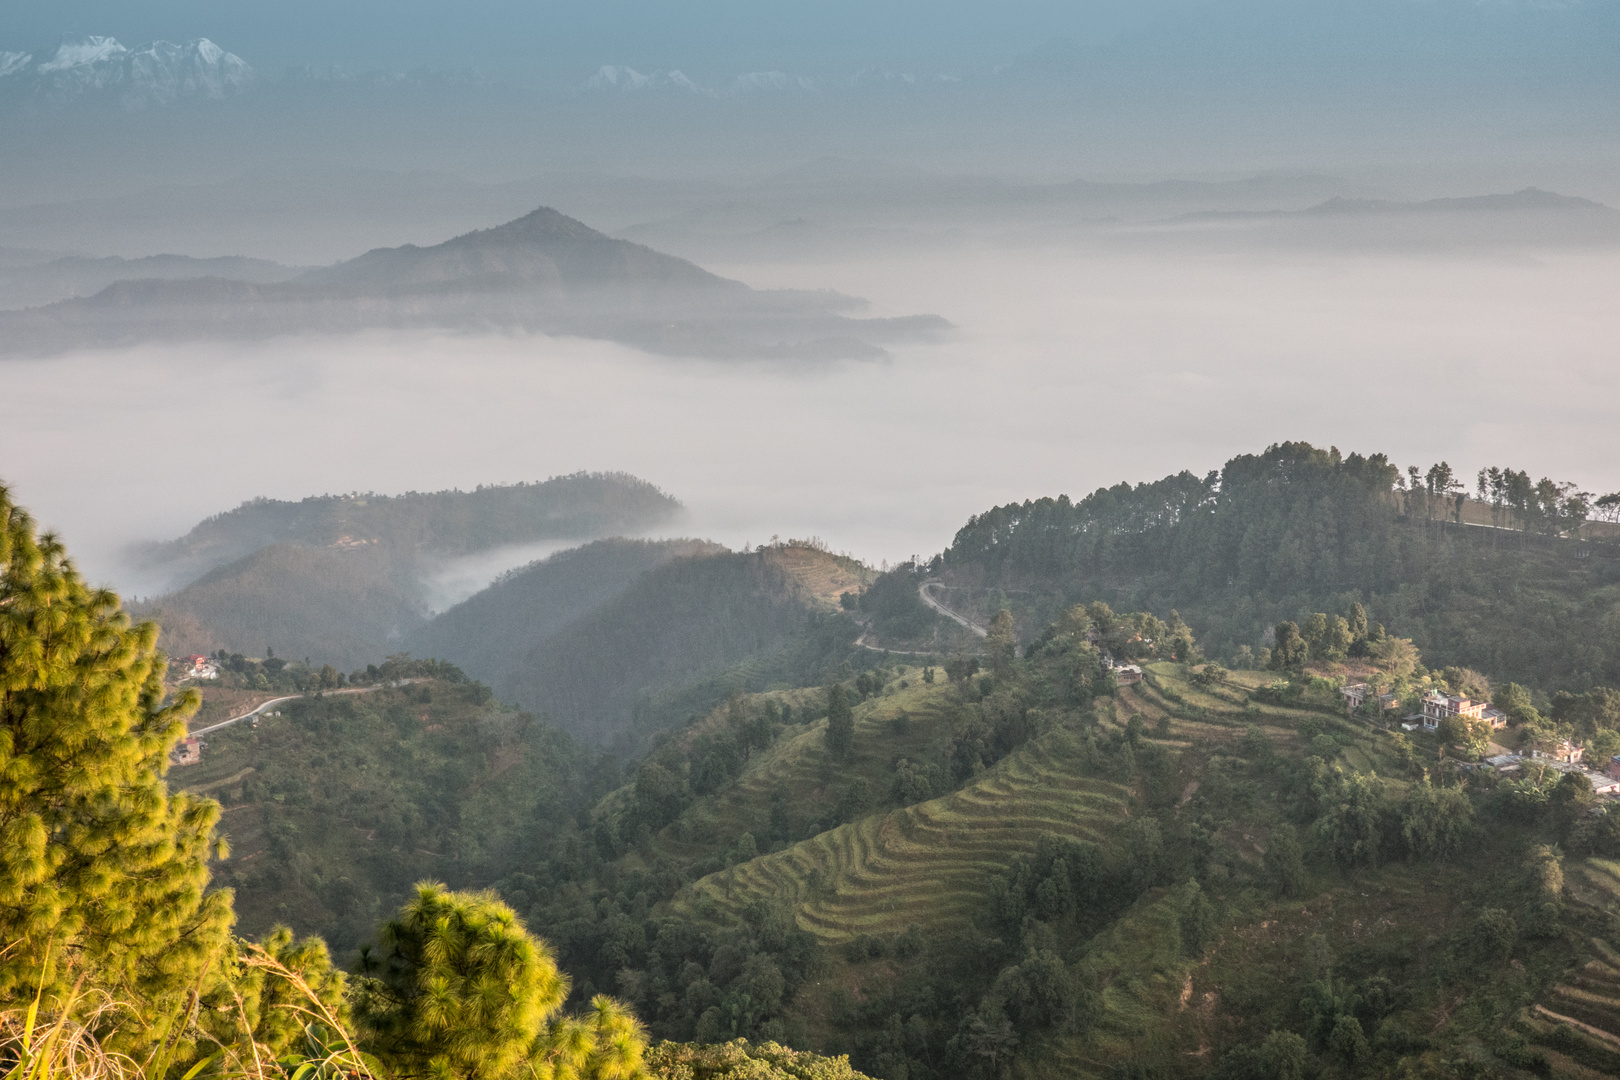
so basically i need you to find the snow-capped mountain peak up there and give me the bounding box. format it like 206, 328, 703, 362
39, 35, 127, 72
581, 65, 702, 95
0, 34, 253, 109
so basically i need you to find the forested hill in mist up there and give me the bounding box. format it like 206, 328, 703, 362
127, 473, 683, 667
0, 205, 948, 360
133, 471, 680, 585
406, 539, 873, 749
928, 441, 1620, 692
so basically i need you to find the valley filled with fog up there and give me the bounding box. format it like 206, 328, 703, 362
4, 212, 1617, 599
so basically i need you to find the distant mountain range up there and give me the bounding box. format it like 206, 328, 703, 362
1179, 188, 1614, 222
0, 253, 302, 311
0, 206, 949, 360
0, 35, 252, 109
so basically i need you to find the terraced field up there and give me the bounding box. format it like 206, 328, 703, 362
1526, 859, 1620, 1077
638, 673, 959, 864
681, 725, 1132, 942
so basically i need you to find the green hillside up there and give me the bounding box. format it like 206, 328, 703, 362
405, 537, 724, 689
685, 723, 1131, 941
179, 674, 591, 955
931, 441, 1620, 693
132, 542, 424, 668
497, 543, 875, 747
462, 590, 1620, 1080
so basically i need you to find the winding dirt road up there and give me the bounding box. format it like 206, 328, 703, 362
189, 681, 413, 737
918, 581, 987, 638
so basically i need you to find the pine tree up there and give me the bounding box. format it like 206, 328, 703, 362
0, 484, 233, 1048
353, 882, 647, 1080
824, 685, 854, 763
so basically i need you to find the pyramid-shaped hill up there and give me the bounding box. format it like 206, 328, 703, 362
0, 206, 950, 359
298, 207, 745, 295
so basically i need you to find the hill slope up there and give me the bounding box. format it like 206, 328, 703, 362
932, 441, 1620, 692
492, 614, 1620, 1080
405, 537, 725, 688
495, 543, 872, 747
135, 542, 423, 668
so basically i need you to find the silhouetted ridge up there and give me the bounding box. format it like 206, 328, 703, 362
299, 205, 737, 293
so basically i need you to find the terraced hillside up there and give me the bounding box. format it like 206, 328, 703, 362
683, 724, 1132, 942
632, 675, 957, 868
1526, 859, 1620, 1077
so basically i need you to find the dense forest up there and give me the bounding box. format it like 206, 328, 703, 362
933, 441, 1620, 693
16, 439, 1620, 1080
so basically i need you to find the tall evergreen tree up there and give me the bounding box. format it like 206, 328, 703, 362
0, 484, 233, 1047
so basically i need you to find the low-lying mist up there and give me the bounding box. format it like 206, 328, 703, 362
3, 236, 1616, 598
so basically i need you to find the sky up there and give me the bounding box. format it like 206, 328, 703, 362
1, 0, 1617, 604
0, 1, 1179, 78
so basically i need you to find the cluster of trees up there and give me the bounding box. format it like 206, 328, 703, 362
492, 846, 826, 1049
197, 649, 468, 695
846, 561, 939, 643
937, 440, 1620, 691
204, 676, 571, 953
621, 695, 792, 840
1268, 602, 1380, 670
0, 485, 661, 1080
1474, 465, 1610, 536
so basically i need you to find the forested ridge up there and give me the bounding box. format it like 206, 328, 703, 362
938, 441, 1620, 691
127, 474, 685, 669
136, 472, 682, 580
13, 439, 1620, 1080
0, 483, 870, 1080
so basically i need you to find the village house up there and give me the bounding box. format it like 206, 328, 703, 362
1112, 663, 1143, 686
170, 736, 202, 766
1590, 772, 1620, 795
1421, 690, 1488, 731
1531, 739, 1584, 765
184, 654, 218, 680
1340, 683, 1399, 711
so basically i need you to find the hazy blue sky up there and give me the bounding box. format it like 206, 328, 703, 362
3, 0, 1615, 90
0, 1, 1173, 76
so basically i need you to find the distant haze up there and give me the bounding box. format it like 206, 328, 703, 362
4, 229, 1616, 596
3, 1, 1616, 596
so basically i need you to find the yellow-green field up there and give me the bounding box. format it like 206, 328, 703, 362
681, 723, 1131, 942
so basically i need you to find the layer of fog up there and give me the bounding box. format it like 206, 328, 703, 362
417, 539, 624, 614
3, 236, 1617, 599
